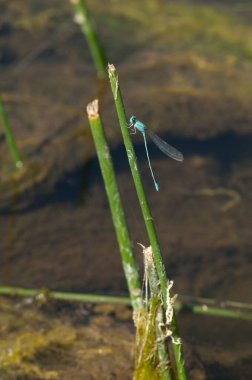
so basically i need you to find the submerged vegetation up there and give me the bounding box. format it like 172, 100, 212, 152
0, 96, 23, 169
0, 296, 135, 380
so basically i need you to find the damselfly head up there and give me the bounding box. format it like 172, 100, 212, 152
130, 115, 136, 125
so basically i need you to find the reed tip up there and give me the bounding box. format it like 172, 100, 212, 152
107, 63, 116, 74
86, 99, 99, 118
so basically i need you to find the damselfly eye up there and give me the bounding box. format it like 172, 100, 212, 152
130, 116, 136, 124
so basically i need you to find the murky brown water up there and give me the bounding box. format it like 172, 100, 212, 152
0, 0, 252, 378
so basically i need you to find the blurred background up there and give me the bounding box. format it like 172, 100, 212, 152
0, 0, 252, 378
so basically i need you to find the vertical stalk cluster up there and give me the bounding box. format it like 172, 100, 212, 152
86, 63, 188, 378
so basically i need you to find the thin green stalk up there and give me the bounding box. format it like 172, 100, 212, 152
175, 301, 252, 321
0, 95, 23, 168
108, 63, 187, 380
0, 285, 252, 321
86, 99, 142, 311
180, 295, 252, 311
70, 0, 107, 78
0, 286, 131, 305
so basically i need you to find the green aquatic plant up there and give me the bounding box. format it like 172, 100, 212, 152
0, 96, 23, 169
70, 0, 107, 78
108, 63, 187, 380
86, 99, 142, 312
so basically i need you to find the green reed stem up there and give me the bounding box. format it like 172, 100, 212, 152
0, 96, 23, 169
70, 0, 107, 78
108, 63, 187, 380
180, 295, 252, 311
0, 285, 251, 321
0, 286, 131, 305
175, 301, 252, 321
86, 99, 142, 311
